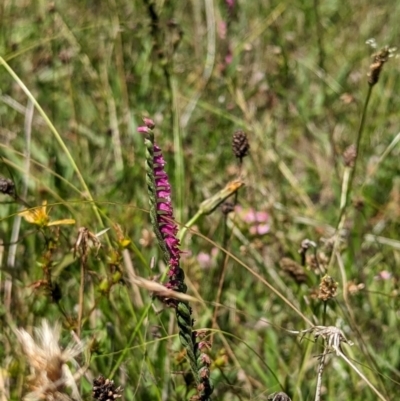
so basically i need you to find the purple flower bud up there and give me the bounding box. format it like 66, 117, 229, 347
143, 117, 155, 129
137, 126, 150, 134
226, 0, 234, 11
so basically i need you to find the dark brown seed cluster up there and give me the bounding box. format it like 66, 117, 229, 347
232, 130, 250, 161
93, 375, 122, 401
267, 391, 292, 401
368, 46, 390, 86
0, 177, 15, 196
279, 257, 308, 284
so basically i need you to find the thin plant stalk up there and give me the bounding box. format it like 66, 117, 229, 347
329, 84, 373, 268
314, 350, 327, 401
0, 57, 110, 246
7, 99, 34, 268
338, 349, 388, 401
313, 0, 325, 71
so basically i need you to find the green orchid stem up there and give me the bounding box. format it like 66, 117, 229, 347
177, 209, 203, 243
0, 57, 110, 246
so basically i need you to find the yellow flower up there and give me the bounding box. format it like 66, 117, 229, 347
19, 201, 75, 228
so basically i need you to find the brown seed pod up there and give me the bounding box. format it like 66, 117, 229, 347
232, 130, 250, 161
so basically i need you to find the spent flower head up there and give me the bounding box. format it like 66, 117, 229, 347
0, 177, 15, 196
367, 43, 396, 86
16, 320, 85, 401
232, 130, 250, 162
318, 274, 338, 301
92, 375, 122, 400
267, 392, 292, 401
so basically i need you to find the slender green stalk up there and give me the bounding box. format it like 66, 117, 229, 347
171, 76, 185, 224
0, 57, 110, 245
177, 210, 203, 242
313, 0, 325, 71
329, 85, 373, 268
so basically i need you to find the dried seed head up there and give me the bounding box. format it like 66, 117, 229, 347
0, 177, 15, 196
221, 201, 235, 215
347, 280, 365, 295
368, 46, 391, 86
279, 257, 308, 284
300, 325, 353, 356
16, 320, 84, 401
93, 375, 122, 401
267, 392, 292, 401
232, 130, 250, 161
318, 274, 338, 301
298, 239, 316, 265
343, 144, 357, 167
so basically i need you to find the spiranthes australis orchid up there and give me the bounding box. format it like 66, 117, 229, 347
138, 118, 213, 401
16, 320, 84, 401
137, 118, 185, 294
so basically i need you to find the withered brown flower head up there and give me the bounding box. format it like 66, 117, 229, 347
318, 274, 338, 301
232, 130, 250, 161
279, 257, 308, 284
16, 320, 85, 401
267, 391, 292, 401
0, 177, 15, 196
93, 375, 122, 400
343, 144, 357, 168
368, 46, 391, 86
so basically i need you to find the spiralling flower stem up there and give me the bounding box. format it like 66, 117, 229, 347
138, 118, 213, 401
138, 118, 186, 293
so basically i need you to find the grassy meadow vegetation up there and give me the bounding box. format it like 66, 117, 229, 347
1, 0, 400, 400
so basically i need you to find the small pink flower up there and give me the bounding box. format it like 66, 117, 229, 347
255, 211, 268, 223
197, 252, 212, 269
226, 0, 235, 11
249, 223, 270, 236
236, 206, 270, 236
375, 270, 392, 280
218, 21, 227, 40
225, 48, 233, 65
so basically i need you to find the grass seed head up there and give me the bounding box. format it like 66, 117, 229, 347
232, 130, 250, 161
0, 177, 15, 196
92, 375, 122, 401
279, 257, 308, 284
368, 46, 391, 86
267, 391, 292, 401
318, 275, 338, 301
